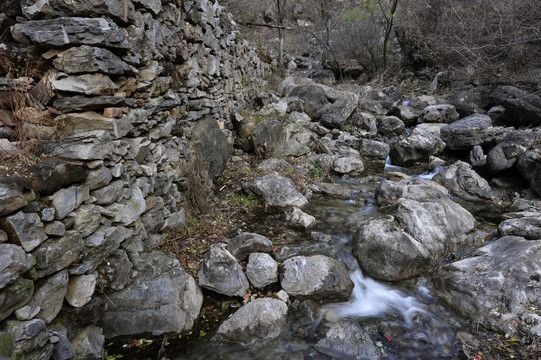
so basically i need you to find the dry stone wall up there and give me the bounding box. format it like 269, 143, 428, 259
0, 0, 269, 358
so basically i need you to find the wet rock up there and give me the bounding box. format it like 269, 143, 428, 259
490, 85, 541, 126
433, 236, 541, 337
280, 255, 353, 301
0, 319, 51, 360
318, 91, 359, 128
377, 116, 406, 138
227, 233, 274, 261
359, 139, 390, 165
517, 149, 541, 197
333, 157, 364, 175
216, 298, 288, 345
253, 118, 315, 158
52, 74, 119, 96
418, 104, 459, 124
357, 85, 402, 115
11, 17, 130, 49
52, 186, 89, 221
487, 129, 536, 174
354, 216, 433, 281
28, 270, 69, 323
29, 161, 87, 196
53, 45, 137, 76
70, 225, 133, 275
433, 161, 496, 202
42, 130, 114, 160
498, 216, 541, 240
0, 183, 27, 216
100, 251, 202, 337
389, 127, 445, 165
0, 278, 34, 322
0, 211, 47, 252
285, 207, 316, 230
244, 174, 308, 211
65, 275, 96, 308
0, 244, 34, 290
315, 319, 380, 360
440, 114, 495, 150
246, 253, 278, 289
70, 325, 104, 360
198, 244, 249, 297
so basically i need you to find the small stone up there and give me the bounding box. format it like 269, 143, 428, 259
284, 207, 316, 230
44, 221, 66, 236
246, 253, 278, 289
14, 305, 40, 321
51, 185, 89, 219
0, 229, 7, 243
103, 108, 123, 118
0, 211, 48, 251
40, 208, 55, 222
276, 290, 289, 304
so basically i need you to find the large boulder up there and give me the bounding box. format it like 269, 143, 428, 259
243, 174, 308, 211
498, 216, 541, 240
252, 118, 315, 158
432, 161, 496, 202
198, 244, 249, 297
226, 233, 274, 261
318, 91, 359, 128
354, 216, 434, 281
192, 117, 232, 178
314, 319, 380, 360
432, 236, 541, 337
377, 116, 406, 138
418, 104, 459, 124
280, 255, 353, 301
516, 149, 541, 196
215, 298, 288, 345
288, 84, 339, 118
357, 85, 402, 115
440, 114, 495, 150
449, 88, 491, 117
99, 251, 203, 337
389, 127, 445, 165
490, 86, 541, 126
486, 129, 536, 174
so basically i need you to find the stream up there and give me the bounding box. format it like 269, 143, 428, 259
159, 159, 498, 360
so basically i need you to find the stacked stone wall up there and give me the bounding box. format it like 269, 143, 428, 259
0, 0, 269, 357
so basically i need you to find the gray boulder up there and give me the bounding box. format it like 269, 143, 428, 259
227, 233, 274, 260
100, 251, 202, 337
246, 253, 278, 289
42, 130, 114, 160
333, 157, 364, 175
198, 244, 249, 297
70, 325, 104, 360
449, 88, 491, 117
440, 114, 495, 150
280, 255, 353, 301
288, 84, 338, 118
284, 207, 316, 230
433, 161, 496, 202
354, 216, 435, 281
0, 319, 52, 360
418, 104, 459, 124
498, 216, 541, 240
389, 127, 445, 165
52, 74, 118, 96
433, 236, 541, 337
244, 174, 308, 211
487, 129, 536, 174
517, 149, 541, 196
318, 92, 359, 128
358, 85, 402, 115
315, 319, 380, 360
349, 110, 378, 134
192, 117, 232, 178
21, 0, 137, 23
11, 17, 130, 49
359, 139, 390, 165
252, 118, 315, 158
490, 86, 541, 126
377, 116, 406, 138
53, 95, 136, 112
215, 298, 288, 345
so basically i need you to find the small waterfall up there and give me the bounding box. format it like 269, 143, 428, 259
415, 166, 443, 180
324, 270, 425, 326
384, 156, 404, 172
